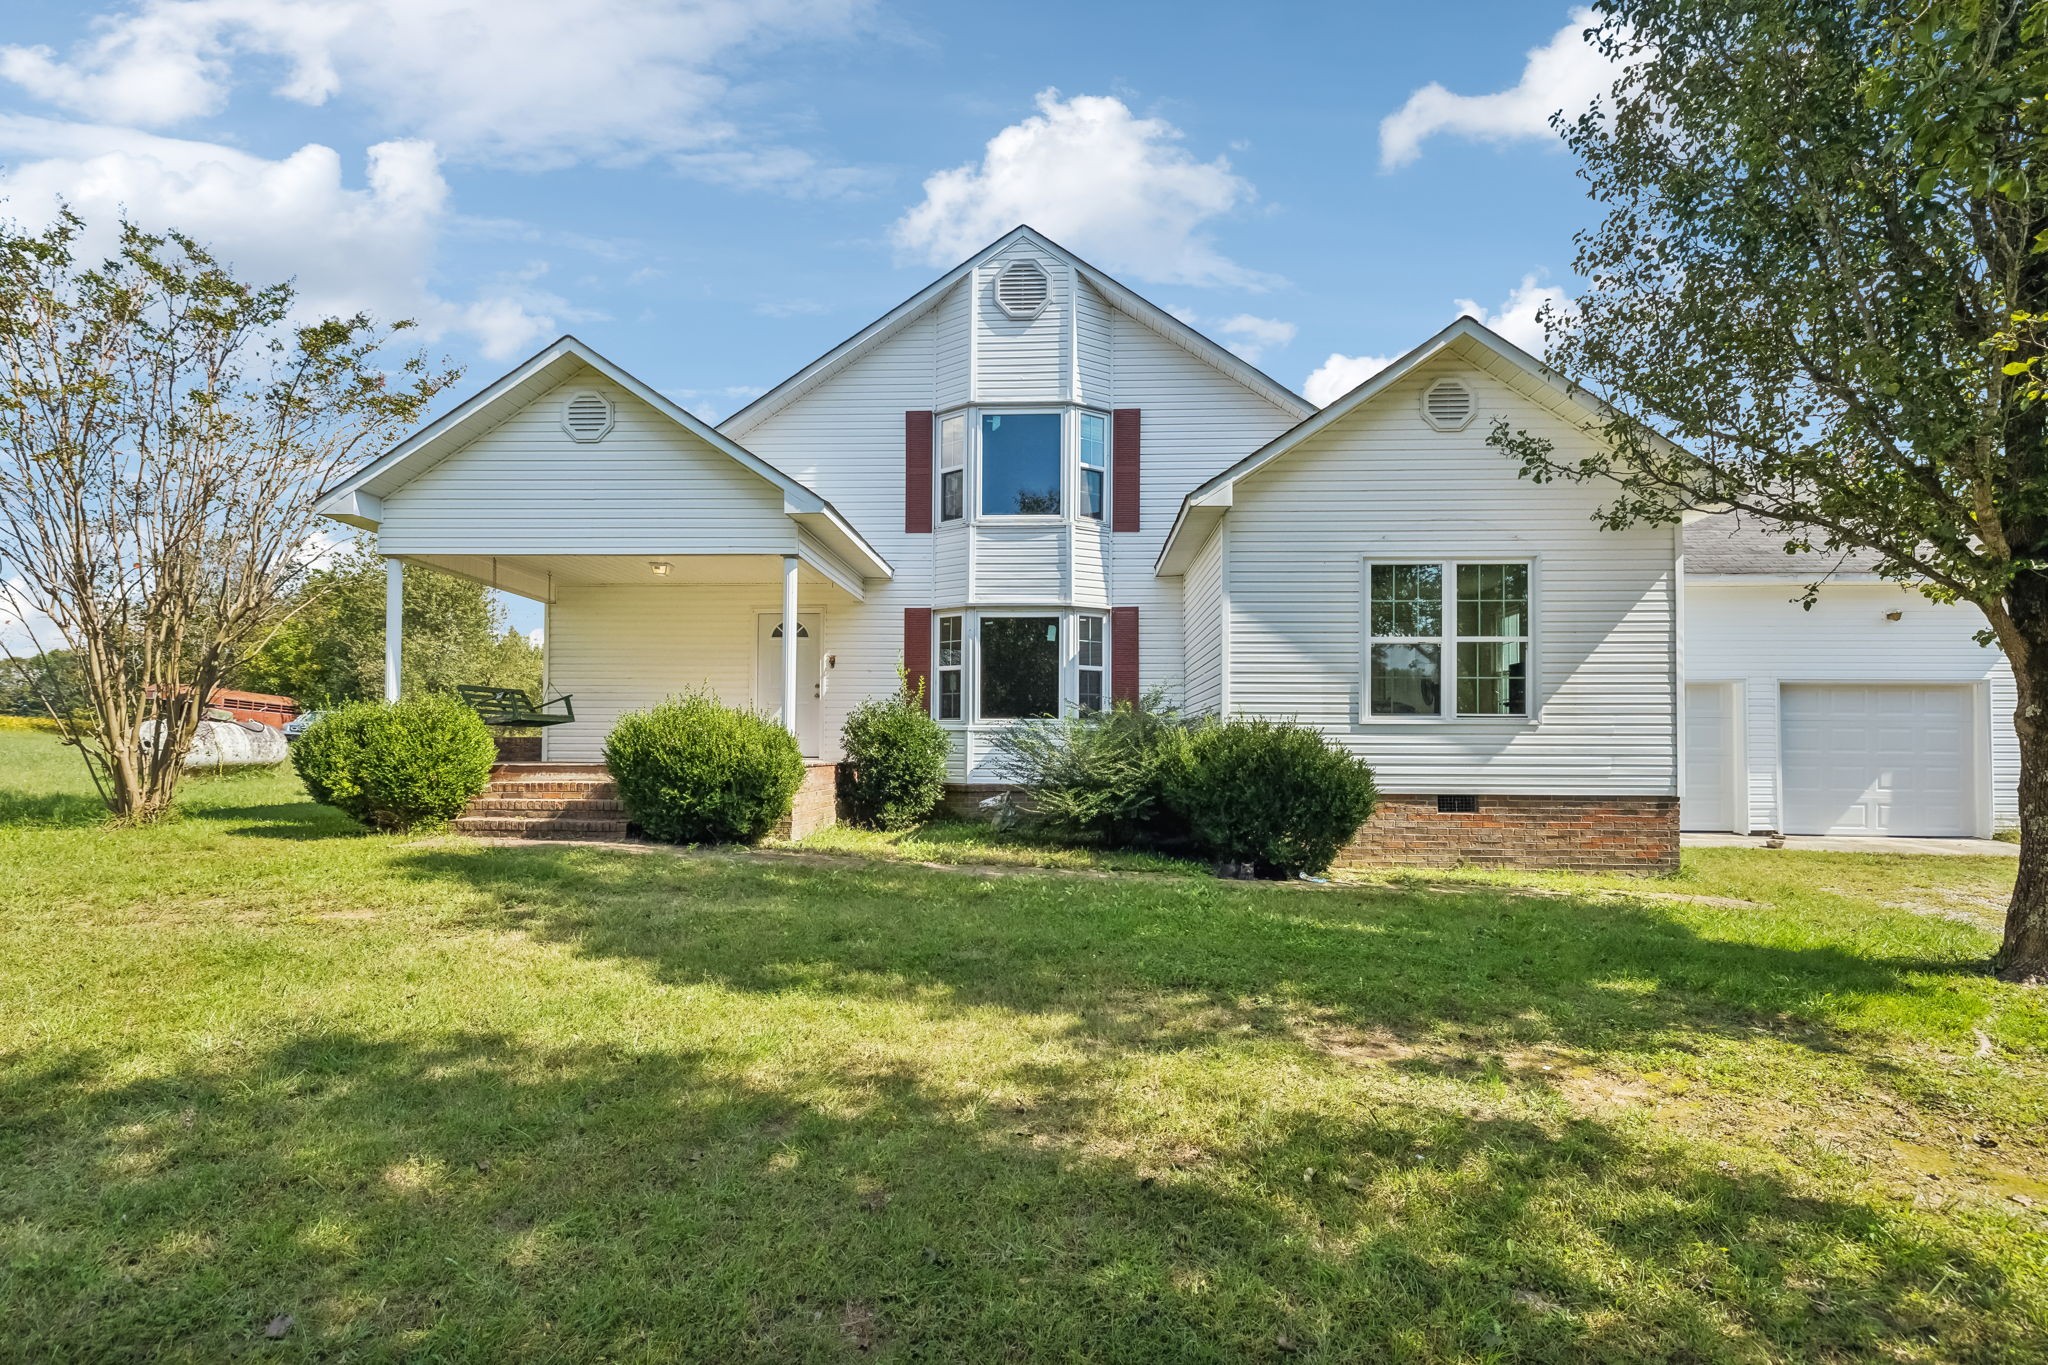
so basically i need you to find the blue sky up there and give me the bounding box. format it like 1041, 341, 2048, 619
0, 0, 1619, 641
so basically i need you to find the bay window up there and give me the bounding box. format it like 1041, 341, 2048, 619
1079, 411, 1107, 520
937, 413, 966, 523
979, 615, 1061, 718
1077, 613, 1105, 711
1367, 560, 1531, 719
936, 613, 963, 720
929, 610, 1113, 724
980, 412, 1061, 516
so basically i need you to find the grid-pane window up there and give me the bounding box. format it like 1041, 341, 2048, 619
1076, 614, 1105, 712
1455, 564, 1529, 716
979, 616, 1060, 718
1368, 563, 1443, 716
937, 414, 966, 523
980, 412, 1062, 516
936, 614, 963, 721
1078, 412, 1107, 521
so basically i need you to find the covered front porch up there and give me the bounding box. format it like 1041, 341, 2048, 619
379, 549, 875, 764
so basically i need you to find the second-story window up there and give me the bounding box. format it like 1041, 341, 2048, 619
937, 413, 966, 523
980, 411, 1061, 517
1079, 411, 1107, 521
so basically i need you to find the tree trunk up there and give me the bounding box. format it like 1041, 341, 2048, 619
2000, 581, 2048, 984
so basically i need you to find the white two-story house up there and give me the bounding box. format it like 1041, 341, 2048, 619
318, 226, 1682, 870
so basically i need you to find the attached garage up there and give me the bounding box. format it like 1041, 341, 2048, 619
1779, 684, 1975, 837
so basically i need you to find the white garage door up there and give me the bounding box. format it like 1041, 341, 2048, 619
1683, 683, 1738, 831
1781, 685, 1974, 836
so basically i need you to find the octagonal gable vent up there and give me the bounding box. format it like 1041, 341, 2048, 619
562, 389, 614, 442
1421, 377, 1475, 431
994, 258, 1050, 320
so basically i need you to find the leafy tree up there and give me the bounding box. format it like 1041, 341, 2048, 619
0, 211, 456, 820
238, 538, 541, 707
1488, 0, 2048, 981
0, 648, 86, 718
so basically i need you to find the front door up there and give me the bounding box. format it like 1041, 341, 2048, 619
756, 612, 823, 758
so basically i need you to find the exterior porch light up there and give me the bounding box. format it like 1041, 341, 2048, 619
648, 560, 672, 577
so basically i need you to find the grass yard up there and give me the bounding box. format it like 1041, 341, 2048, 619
2, 727, 2046, 1362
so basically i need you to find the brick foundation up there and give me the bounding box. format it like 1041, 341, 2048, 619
1337, 793, 1679, 874
773, 763, 842, 840
493, 734, 541, 763
942, 783, 1012, 819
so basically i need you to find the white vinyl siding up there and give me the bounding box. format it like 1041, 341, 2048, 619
933, 281, 971, 409
1223, 359, 1677, 796
976, 242, 1067, 402
1075, 279, 1114, 401
377, 374, 791, 557
1110, 313, 1303, 702
1181, 524, 1226, 716
541, 585, 759, 763
1686, 580, 2016, 834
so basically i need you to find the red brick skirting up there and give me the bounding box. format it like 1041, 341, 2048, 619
1338, 793, 1679, 874
774, 763, 842, 840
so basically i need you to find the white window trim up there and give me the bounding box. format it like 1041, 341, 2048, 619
1078, 409, 1110, 524
976, 407, 1067, 523
1360, 556, 1540, 724
934, 608, 1111, 727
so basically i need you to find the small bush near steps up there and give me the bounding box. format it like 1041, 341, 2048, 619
290, 695, 496, 832
840, 686, 949, 830
605, 692, 804, 844
1168, 718, 1378, 878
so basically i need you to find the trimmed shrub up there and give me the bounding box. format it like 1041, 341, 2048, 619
291, 695, 495, 831
993, 692, 1196, 849
1168, 718, 1378, 877
605, 692, 804, 844
841, 686, 949, 830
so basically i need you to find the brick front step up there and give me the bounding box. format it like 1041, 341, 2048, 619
453, 814, 629, 839
465, 796, 625, 816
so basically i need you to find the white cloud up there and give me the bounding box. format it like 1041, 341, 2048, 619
1379, 7, 1625, 169
1455, 273, 1576, 355
0, 116, 579, 359
1302, 273, 1577, 406
892, 89, 1271, 288
1303, 353, 1395, 407
1169, 307, 1296, 363
0, 0, 872, 186
0, 576, 61, 656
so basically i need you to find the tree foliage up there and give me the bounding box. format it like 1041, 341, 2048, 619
1488, 0, 2048, 980
237, 537, 540, 708
0, 211, 457, 820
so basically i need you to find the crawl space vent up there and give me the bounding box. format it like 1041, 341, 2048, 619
994, 259, 1050, 319
1437, 794, 1479, 814
1421, 377, 1475, 431
561, 390, 615, 442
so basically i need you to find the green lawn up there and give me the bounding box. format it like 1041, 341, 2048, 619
2, 727, 2045, 1362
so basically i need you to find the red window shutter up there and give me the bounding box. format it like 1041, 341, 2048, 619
1110, 606, 1140, 704
1112, 408, 1141, 532
904, 608, 932, 711
905, 410, 934, 534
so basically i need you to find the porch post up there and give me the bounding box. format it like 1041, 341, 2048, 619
383, 557, 403, 702
781, 554, 799, 741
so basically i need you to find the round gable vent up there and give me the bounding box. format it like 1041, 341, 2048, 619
562, 389, 614, 442
1421, 377, 1475, 431
994, 258, 1050, 320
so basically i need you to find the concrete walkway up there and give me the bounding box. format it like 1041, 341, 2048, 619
1683, 832, 2018, 857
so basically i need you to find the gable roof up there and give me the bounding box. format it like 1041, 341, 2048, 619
315, 334, 891, 581
719, 225, 1315, 439
1154, 316, 1694, 575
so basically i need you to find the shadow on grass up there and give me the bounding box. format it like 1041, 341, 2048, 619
0, 1025, 2021, 1361
395, 842, 1982, 1061
0, 787, 108, 828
